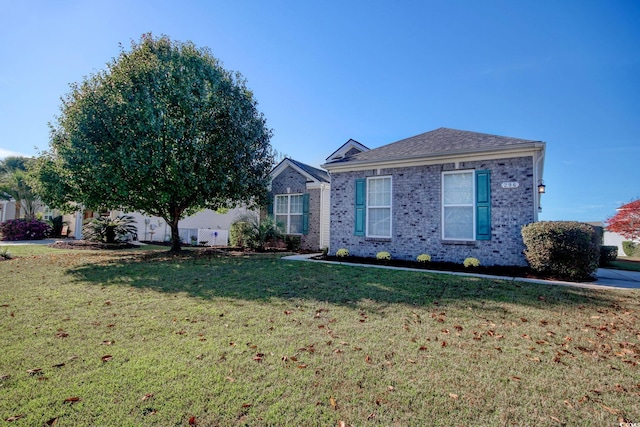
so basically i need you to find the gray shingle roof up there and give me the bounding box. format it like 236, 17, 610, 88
286, 158, 330, 183
325, 127, 543, 165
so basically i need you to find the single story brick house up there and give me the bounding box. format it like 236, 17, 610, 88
322, 128, 546, 266
268, 157, 331, 251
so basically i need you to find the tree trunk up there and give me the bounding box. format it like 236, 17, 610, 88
169, 219, 181, 252
105, 226, 116, 244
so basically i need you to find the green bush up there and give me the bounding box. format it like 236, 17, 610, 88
48, 215, 65, 238
521, 221, 600, 280
229, 221, 252, 247
285, 235, 301, 251
230, 214, 284, 251
599, 246, 618, 266
622, 241, 640, 257
82, 215, 137, 243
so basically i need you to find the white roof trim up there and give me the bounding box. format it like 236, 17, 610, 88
270, 158, 324, 184
325, 139, 370, 162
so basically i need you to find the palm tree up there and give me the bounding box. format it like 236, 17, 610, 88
0, 156, 40, 220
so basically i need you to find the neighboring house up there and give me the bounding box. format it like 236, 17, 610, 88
62, 207, 254, 245
268, 158, 331, 251
322, 128, 546, 266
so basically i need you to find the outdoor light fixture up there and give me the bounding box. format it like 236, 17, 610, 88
538, 180, 546, 194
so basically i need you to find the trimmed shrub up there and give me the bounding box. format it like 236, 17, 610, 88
0, 219, 51, 241
376, 251, 391, 261
285, 235, 301, 252
622, 241, 640, 257
336, 248, 349, 258
521, 221, 600, 280
463, 257, 480, 268
599, 246, 618, 266
416, 254, 431, 263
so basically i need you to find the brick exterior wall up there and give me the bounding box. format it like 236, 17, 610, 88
329, 156, 535, 266
271, 166, 322, 251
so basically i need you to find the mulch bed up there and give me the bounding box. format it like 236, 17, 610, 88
48, 240, 138, 250
316, 255, 595, 282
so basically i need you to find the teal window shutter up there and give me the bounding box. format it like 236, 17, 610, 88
302, 193, 309, 235
354, 179, 366, 236
267, 200, 274, 217
475, 170, 491, 240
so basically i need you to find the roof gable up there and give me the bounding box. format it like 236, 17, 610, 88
325, 139, 370, 162
270, 158, 330, 184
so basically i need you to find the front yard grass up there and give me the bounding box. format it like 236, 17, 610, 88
1, 248, 638, 426
609, 256, 640, 272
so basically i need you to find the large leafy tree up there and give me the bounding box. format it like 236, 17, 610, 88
0, 156, 40, 220
606, 199, 640, 241
35, 34, 274, 251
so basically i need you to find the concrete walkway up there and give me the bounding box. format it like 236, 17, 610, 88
0, 239, 61, 245
282, 253, 640, 291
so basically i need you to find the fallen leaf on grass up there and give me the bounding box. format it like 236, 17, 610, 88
101, 340, 114, 345
329, 396, 337, 409
449, 393, 459, 399
27, 368, 42, 375
63, 397, 81, 403
338, 421, 346, 427
549, 415, 564, 424
141, 393, 154, 401
297, 364, 307, 369
44, 417, 59, 425
51, 363, 65, 368
5, 415, 23, 422
600, 404, 619, 415
188, 415, 197, 425
101, 355, 113, 362
365, 355, 373, 364
0, 374, 10, 380
55, 332, 69, 338
242, 403, 252, 408
511, 376, 521, 381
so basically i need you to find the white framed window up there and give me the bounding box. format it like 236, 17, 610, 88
275, 194, 304, 234
442, 171, 475, 240
366, 176, 392, 238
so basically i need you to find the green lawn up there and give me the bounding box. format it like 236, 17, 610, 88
1, 247, 638, 426
609, 257, 640, 272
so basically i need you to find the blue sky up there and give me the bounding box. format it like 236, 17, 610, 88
1, 0, 638, 222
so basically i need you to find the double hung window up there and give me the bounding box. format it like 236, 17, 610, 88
442, 170, 491, 241
275, 194, 306, 234
354, 176, 392, 238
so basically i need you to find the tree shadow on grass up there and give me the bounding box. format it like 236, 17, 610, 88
67, 251, 630, 311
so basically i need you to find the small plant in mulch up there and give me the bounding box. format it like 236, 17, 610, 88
463, 257, 481, 268
416, 254, 431, 263
336, 248, 350, 258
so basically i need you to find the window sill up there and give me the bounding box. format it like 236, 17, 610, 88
365, 237, 392, 242
441, 240, 477, 246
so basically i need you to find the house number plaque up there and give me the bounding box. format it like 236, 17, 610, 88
501, 182, 519, 189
